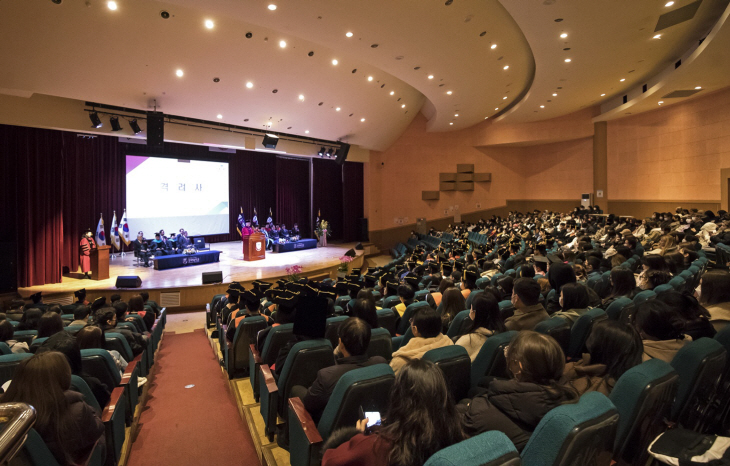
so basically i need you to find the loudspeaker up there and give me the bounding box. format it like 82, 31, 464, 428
202, 271, 223, 284
0, 242, 17, 293
147, 112, 165, 150
262, 134, 279, 149
357, 218, 369, 242
344, 248, 356, 258
335, 143, 350, 166
355, 242, 363, 250
115, 276, 142, 288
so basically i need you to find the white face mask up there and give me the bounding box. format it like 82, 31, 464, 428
695, 285, 702, 298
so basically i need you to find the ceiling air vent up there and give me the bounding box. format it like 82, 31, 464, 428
655, 0, 702, 32
160, 291, 181, 307
662, 89, 703, 98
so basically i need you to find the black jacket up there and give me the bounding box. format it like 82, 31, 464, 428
101, 325, 145, 357
461, 379, 576, 451
44, 390, 105, 465
302, 355, 387, 423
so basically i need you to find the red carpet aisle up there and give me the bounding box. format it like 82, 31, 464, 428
126, 328, 258, 466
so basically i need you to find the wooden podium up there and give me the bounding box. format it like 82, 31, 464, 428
90, 246, 111, 280
243, 233, 266, 261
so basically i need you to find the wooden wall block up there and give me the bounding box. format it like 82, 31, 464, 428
422, 191, 440, 200
439, 173, 457, 182
456, 173, 473, 182
456, 164, 474, 173
440, 181, 456, 191
474, 173, 492, 182
456, 181, 474, 191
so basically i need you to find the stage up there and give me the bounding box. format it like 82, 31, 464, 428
17, 241, 370, 309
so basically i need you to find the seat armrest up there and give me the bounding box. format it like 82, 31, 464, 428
251, 344, 262, 365
259, 364, 279, 441
288, 397, 323, 466
249, 344, 262, 399
121, 358, 140, 423
102, 387, 127, 466
102, 387, 126, 423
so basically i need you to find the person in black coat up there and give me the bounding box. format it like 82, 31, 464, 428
459, 331, 578, 451
292, 318, 386, 423
94, 306, 146, 357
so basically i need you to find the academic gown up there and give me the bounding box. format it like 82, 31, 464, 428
79, 237, 97, 273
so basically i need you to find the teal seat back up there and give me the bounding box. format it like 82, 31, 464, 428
260, 323, 294, 366
652, 284, 673, 294
446, 310, 471, 339
609, 359, 679, 465
105, 332, 134, 361
15, 429, 63, 466
367, 328, 393, 361
632, 290, 656, 306
465, 290, 483, 310
0, 353, 33, 387
376, 309, 398, 336
475, 277, 491, 290
324, 316, 349, 348
471, 331, 516, 387
382, 295, 400, 309
70, 374, 101, 412
568, 308, 607, 359
668, 276, 686, 292
397, 301, 430, 335
521, 392, 618, 466
424, 431, 521, 466
0, 342, 10, 355
277, 339, 335, 416
423, 345, 471, 402
12, 330, 37, 346
228, 316, 268, 376
64, 324, 85, 335
605, 297, 632, 321
29, 337, 48, 351
81, 348, 122, 389
534, 317, 571, 354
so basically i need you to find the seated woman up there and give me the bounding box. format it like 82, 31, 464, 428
127, 295, 154, 331
390, 307, 453, 373
460, 331, 578, 451
638, 270, 672, 291
552, 283, 591, 325
351, 298, 378, 329
0, 319, 29, 353
455, 294, 506, 361
655, 290, 715, 340
698, 270, 730, 332
440, 287, 466, 334
37, 312, 65, 339
76, 326, 128, 374
17, 307, 43, 331
560, 321, 643, 395
1, 351, 105, 465
94, 307, 146, 357
601, 267, 638, 309
637, 255, 669, 286
426, 279, 453, 310
461, 270, 478, 300
322, 359, 465, 466
633, 300, 692, 362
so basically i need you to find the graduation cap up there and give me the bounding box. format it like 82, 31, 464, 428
454, 261, 465, 272
335, 281, 350, 295
230, 282, 245, 292
403, 274, 419, 290
30, 292, 42, 303
367, 267, 377, 274
74, 289, 86, 298
270, 290, 300, 310
534, 256, 549, 265
287, 282, 307, 293
463, 270, 479, 283
350, 268, 361, 276
386, 281, 400, 295
442, 263, 454, 275
240, 290, 259, 307
292, 293, 328, 339
252, 280, 273, 292
547, 254, 563, 266
228, 289, 241, 299
318, 283, 338, 295
346, 282, 363, 294
363, 274, 378, 288
91, 296, 106, 311
428, 262, 440, 273
345, 274, 361, 282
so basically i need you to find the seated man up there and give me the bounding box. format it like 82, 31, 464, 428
150, 233, 166, 257
292, 317, 387, 423
226, 290, 271, 342
505, 278, 550, 331
390, 307, 453, 373
291, 223, 300, 238
391, 284, 415, 318
132, 231, 151, 266
177, 228, 191, 250
70, 305, 91, 327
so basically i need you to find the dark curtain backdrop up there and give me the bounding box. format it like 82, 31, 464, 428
0, 124, 363, 287
276, 157, 311, 236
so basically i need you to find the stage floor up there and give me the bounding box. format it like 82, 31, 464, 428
19, 241, 359, 297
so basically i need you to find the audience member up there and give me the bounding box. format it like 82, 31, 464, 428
0, 319, 29, 353
633, 300, 691, 362
71, 305, 91, 327
440, 287, 466, 333
351, 298, 378, 329
505, 278, 549, 331
76, 326, 128, 374
552, 283, 591, 325
455, 294, 505, 361
392, 284, 415, 317
655, 290, 715, 340
390, 307, 453, 373
698, 270, 730, 332
37, 312, 65, 339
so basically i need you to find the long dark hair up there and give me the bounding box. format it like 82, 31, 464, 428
38, 312, 65, 339
586, 321, 643, 383
441, 287, 466, 324
607, 267, 636, 299
128, 295, 145, 313
560, 283, 590, 311
76, 326, 107, 350
380, 359, 465, 466
351, 299, 378, 329
656, 290, 711, 320
469, 294, 506, 334
1, 352, 75, 464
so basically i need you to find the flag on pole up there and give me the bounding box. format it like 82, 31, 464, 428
266, 207, 273, 225
95, 214, 106, 246
120, 209, 131, 245
253, 207, 258, 227
316, 208, 320, 225
237, 207, 245, 237
110, 211, 121, 250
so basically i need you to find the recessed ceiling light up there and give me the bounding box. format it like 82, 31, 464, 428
246, 81, 253, 88
428, 75, 434, 79
447, 90, 453, 95
495, 108, 499, 111
695, 86, 702, 89
564, 58, 572, 63
107, 1, 117, 10
360, 118, 365, 122
279, 40, 287, 48
299, 94, 305, 101
620, 78, 625, 82
175, 69, 184, 77
268, 4, 277, 10
491, 44, 497, 49
204, 19, 214, 29
305, 130, 309, 134
367, 76, 373, 81
540, 105, 545, 108
454, 113, 459, 117
485, 117, 489, 119
658, 101, 664, 104
217, 114, 223, 119
665, 1, 674, 6
332, 59, 338, 65
653, 34, 661, 39
601, 93, 606, 96
503, 96, 507, 99
346, 32, 353, 38
450, 122, 454, 125
336, 107, 341, 111
560, 33, 568, 38
390, 91, 395, 95
552, 93, 558, 96
503, 65, 510, 70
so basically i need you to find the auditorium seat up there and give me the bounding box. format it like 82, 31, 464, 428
567, 308, 607, 359
652, 284, 673, 294
367, 328, 393, 361
64, 324, 85, 335
0, 342, 10, 355
382, 295, 400, 309
376, 309, 398, 336
29, 337, 48, 352
423, 345, 471, 402
426, 431, 521, 466
391, 326, 414, 352
669, 337, 726, 430
259, 339, 335, 441
11, 330, 37, 346
207, 293, 225, 328
446, 310, 471, 340
11, 428, 105, 466
250, 323, 294, 401
414, 289, 430, 301
604, 297, 632, 321
610, 359, 679, 466
0, 353, 32, 387
668, 276, 686, 292
224, 316, 268, 379
324, 316, 349, 348
470, 331, 516, 388
288, 364, 395, 466
521, 392, 618, 466
465, 289, 483, 310
475, 277, 491, 290
396, 301, 430, 336
80, 348, 138, 424
534, 318, 571, 355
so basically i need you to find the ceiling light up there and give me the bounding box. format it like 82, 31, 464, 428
130, 119, 142, 134
402, 104, 406, 108
552, 93, 558, 96
217, 114, 223, 119
665, 1, 674, 6
658, 101, 664, 105
695, 86, 702, 90
268, 4, 277, 10
653, 34, 661, 39
491, 44, 497, 49
318, 147, 325, 156
564, 58, 571, 63
336, 107, 341, 111
325, 148, 333, 157
332, 59, 338, 65
346, 32, 354, 38
449, 122, 454, 125
176, 69, 184, 77
485, 117, 489, 119
110, 116, 122, 131
503, 96, 507, 100
503, 65, 509, 70
246, 81, 253, 88
601, 93, 606, 96
540, 105, 545, 108
495, 108, 499, 111
305, 130, 310, 134
454, 113, 459, 117
360, 118, 366, 122
89, 112, 102, 128
279, 40, 287, 48
107, 1, 117, 10
299, 94, 305, 101
390, 91, 395, 95
447, 91, 452, 95
428, 75, 434, 79
204, 19, 214, 29
367, 76, 373, 81
560, 33, 568, 38
620, 78, 625, 82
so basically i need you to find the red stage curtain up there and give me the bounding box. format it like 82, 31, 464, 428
312, 159, 344, 240
275, 157, 311, 236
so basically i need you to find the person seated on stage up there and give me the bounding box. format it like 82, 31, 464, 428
292, 223, 300, 238
159, 229, 167, 240
281, 224, 290, 239
226, 290, 270, 342
74, 288, 89, 306
132, 231, 152, 267
159, 233, 174, 255
292, 317, 387, 424
177, 228, 191, 250
168, 233, 179, 254
270, 225, 280, 241
150, 233, 166, 257
70, 305, 91, 327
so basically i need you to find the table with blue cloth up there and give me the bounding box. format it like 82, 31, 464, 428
273, 239, 318, 253
153, 250, 222, 270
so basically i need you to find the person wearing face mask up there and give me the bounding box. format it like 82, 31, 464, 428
699, 222, 718, 250
132, 231, 151, 267
504, 278, 549, 331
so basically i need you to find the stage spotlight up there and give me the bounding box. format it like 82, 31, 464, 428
89, 112, 102, 128
318, 146, 325, 156
325, 148, 333, 157
129, 119, 142, 134
262, 133, 279, 149
110, 116, 123, 131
